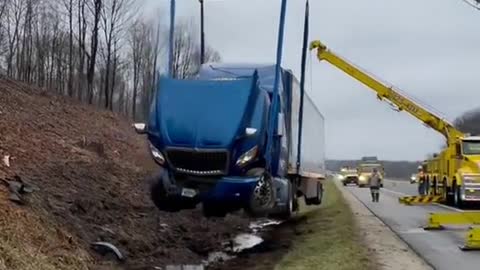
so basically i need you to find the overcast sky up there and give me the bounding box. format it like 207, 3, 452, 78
144, 0, 480, 161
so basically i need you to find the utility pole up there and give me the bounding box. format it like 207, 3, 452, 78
168, 0, 176, 78
199, 0, 205, 64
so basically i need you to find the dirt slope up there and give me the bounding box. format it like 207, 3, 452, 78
0, 77, 249, 269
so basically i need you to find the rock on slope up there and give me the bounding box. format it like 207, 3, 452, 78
0, 77, 249, 269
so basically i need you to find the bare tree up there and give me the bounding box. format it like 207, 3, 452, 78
76, 0, 88, 100
100, 0, 136, 110
0, 1, 221, 121
87, 0, 102, 105
128, 19, 148, 120
170, 20, 221, 79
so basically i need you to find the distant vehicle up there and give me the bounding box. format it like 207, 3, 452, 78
410, 173, 417, 184
340, 169, 359, 186
357, 157, 384, 188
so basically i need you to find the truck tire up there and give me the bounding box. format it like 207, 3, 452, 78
245, 172, 276, 217
443, 179, 453, 206
202, 202, 227, 218
305, 181, 323, 205
149, 171, 196, 212
453, 181, 464, 209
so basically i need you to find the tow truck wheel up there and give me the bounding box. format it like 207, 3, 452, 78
453, 182, 464, 209
443, 180, 453, 205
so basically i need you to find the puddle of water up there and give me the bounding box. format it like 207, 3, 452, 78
160, 219, 281, 269
249, 218, 283, 232
231, 233, 264, 252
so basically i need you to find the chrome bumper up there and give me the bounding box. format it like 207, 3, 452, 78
462, 186, 480, 201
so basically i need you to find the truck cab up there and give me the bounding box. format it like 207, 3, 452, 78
134, 63, 325, 218
450, 136, 480, 205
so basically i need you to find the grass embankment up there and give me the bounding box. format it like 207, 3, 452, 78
0, 198, 91, 270
275, 180, 375, 270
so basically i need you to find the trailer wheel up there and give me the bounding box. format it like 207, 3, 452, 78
305, 181, 323, 205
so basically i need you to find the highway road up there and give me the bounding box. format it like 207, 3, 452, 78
345, 179, 480, 270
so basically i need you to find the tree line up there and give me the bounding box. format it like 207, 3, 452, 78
0, 0, 221, 120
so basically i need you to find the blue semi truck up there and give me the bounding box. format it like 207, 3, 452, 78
134, 63, 325, 218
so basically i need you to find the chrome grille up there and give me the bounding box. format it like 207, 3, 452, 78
166, 148, 229, 175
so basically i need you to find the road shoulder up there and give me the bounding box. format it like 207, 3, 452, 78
336, 181, 433, 270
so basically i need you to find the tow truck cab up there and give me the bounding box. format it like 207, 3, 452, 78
456, 137, 480, 202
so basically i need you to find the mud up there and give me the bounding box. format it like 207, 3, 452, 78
207, 216, 306, 270
0, 78, 253, 269
0, 77, 309, 270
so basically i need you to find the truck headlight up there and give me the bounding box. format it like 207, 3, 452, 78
338, 175, 345, 180
149, 143, 165, 165
236, 146, 258, 167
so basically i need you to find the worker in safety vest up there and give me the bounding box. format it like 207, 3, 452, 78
417, 166, 426, 195
368, 168, 382, 202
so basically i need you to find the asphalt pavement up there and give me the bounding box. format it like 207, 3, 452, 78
344, 179, 480, 270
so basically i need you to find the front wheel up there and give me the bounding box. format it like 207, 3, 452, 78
453, 182, 464, 208
149, 171, 197, 212
245, 172, 276, 217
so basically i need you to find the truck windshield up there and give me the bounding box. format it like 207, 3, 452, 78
358, 165, 381, 173
462, 140, 480, 155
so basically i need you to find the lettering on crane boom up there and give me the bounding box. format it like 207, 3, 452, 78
388, 90, 419, 114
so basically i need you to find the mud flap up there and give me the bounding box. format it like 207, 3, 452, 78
268, 178, 294, 219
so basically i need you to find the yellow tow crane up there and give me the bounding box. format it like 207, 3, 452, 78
309, 40, 480, 208
309, 39, 480, 250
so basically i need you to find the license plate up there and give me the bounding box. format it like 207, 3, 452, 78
181, 188, 197, 198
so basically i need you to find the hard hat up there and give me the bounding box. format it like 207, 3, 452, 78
417, 165, 422, 170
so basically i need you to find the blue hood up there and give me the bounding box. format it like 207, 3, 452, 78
150, 73, 260, 149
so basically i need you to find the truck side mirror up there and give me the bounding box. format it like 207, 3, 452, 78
276, 113, 285, 137
133, 123, 147, 134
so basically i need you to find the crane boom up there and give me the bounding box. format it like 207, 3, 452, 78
309, 40, 464, 143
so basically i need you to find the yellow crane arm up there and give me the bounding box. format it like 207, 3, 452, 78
309, 40, 464, 142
